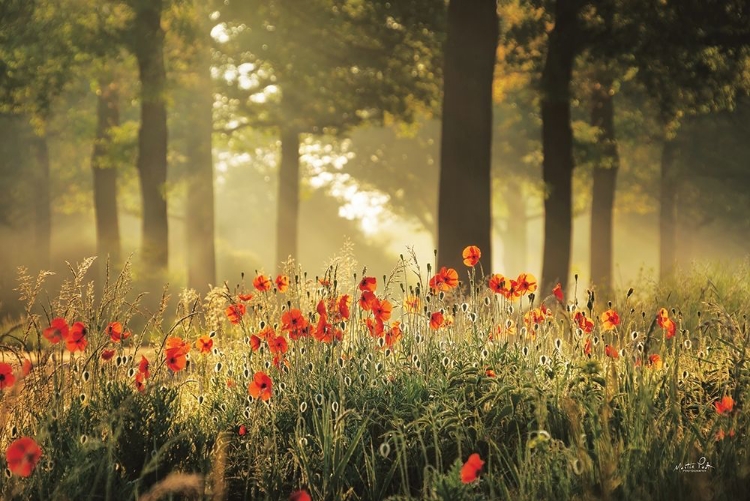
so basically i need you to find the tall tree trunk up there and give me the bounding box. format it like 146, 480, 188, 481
503, 179, 528, 273
92, 80, 121, 267
437, 0, 497, 273
540, 0, 581, 291
589, 78, 619, 291
33, 129, 51, 270
132, 2, 168, 274
659, 137, 677, 279
275, 127, 300, 270
185, 45, 216, 292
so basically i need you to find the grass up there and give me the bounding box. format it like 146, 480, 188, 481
0, 251, 748, 500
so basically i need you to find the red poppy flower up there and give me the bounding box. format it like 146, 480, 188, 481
461, 453, 484, 483
226, 303, 247, 324
238, 293, 254, 302
43, 317, 68, 344
290, 489, 312, 501
385, 322, 402, 348
134, 372, 145, 393
462, 245, 481, 267
358, 276, 377, 292
6, 437, 42, 477
488, 274, 505, 294
338, 295, 351, 320
166, 336, 190, 352
66, 322, 88, 353
365, 318, 385, 338
314, 318, 334, 343
196, 335, 213, 354
275, 275, 290, 293
430, 311, 444, 330
358, 291, 377, 311
715, 395, 734, 415
657, 308, 676, 339
139, 355, 150, 378
0, 363, 16, 390
281, 308, 308, 337
249, 335, 261, 352
600, 309, 620, 331
485, 368, 496, 377
574, 312, 594, 333
515, 273, 537, 295
101, 349, 116, 361
372, 298, 392, 322
647, 353, 662, 369
552, 283, 564, 302
106, 321, 130, 343
238, 424, 247, 436
253, 274, 272, 292
269, 335, 288, 355
605, 344, 619, 359
248, 371, 272, 401
166, 348, 187, 372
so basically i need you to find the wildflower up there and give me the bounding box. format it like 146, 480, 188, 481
552, 283, 564, 302
275, 275, 289, 293
139, 355, 150, 378
165, 338, 190, 372
365, 318, 385, 337
461, 453, 484, 483
238, 293, 254, 302
516, 273, 538, 295
225, 303, 246, 324
657, 308, 676, 339
338, 294, 351, 320
714, 396, 734, 415
253, 274, 272, 292
462, 245, 481, 267
358, 276, 377, 292
249, 335, 261, 351
248, 371, 273, 401
430, 311, 444, 330
106, 322, 130, 343
66, 322, 88, 353
238, 424, 247, 436
583, 338, 592, 356
600, 309, 620, 331
605, 344, 619, 359
269, 335, 289, 355
289, 489, 312, 501
404, 295, 421, 313
0, 363, 15, 390
196, 335, 213, 354
101, 349, 116, 361
6, 437, 42, 477
574, 312, 594, 333
647, 354, 663, 370
43, 317, 68, 344
372, 298, 393, 322
430, 267, 458, 291
134, 372, 145, 393
488, 274, 505, 294
281, 309, 308, 337
358, 290, 377, 311
385, 322, 402, 348
485, 368, 496, 378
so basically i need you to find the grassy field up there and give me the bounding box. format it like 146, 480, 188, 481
0, 250, 748, 500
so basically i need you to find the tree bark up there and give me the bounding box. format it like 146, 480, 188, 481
540, 0, 581, 291
33, 130, 51, 270
437, 0, 497, 273
132, 1, 168, 274
275, 127, 300, 270
589, 78, 619, 291
659, 137, 677, 279
92, 80, 121, 266
185, 46, 216, 292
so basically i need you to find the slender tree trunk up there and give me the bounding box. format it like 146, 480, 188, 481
133, 2, 168, 274
540, 0, 581, 291
659, 137, 677, 279
92, 80, 121, 266
589, 78, 619, 290
33, 130, 51, 270
503, 179, 528, 273
185, 45, 216, 292
275, 127, 300, 270
437, 0, 497, 273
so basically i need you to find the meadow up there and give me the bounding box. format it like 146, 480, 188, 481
0, 247, 748, 500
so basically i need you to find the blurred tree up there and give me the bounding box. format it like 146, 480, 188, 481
437, 0, 498, 273
215, 0, 444, 271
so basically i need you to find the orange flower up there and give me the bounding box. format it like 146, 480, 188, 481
460, 453, 484, 483
269, 335, 288, 355
66, 322, 88, 353
372, 298, 393, 322
43, 317, 68, 344
488, 274, 506, 294
248, 371, 273, 401
139, 355, 150, 378
439, 267, 459, 289
253, 274, 272, 292
600, 309, 620, 331
6, 437, 42, 477
430, 311, 444, 330
365, 318, 385, 338
196, 335, 213, 354
101, 349, 116, 361
605, 344, 619, 359
226, 303, 246, 324
275, 275, 290, 293
385, 322, 402, 348
462, 245, 481, 267
166, 349, 188, 372
0, 363, 16, 390
281, 308, 308, 337
238, 293, 254, 302
166, 336, 191, 352
515, 273, 538, 295
404, 295, 421, 313
290, 489, 312, 501
134, 372, 146, 393
338, 294, 351, 320
249, 335, 261, 351
715, 395, 734, 415
657, 308, 676, 339
106, 321, 130, 343
358, 276, 377, 292
485, 368, 496, 377
552, 283, 564, 302
647, 353, 662, 370
238, 424, 247, 436
358, 291, 377, 311
574, 312, 594, 333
